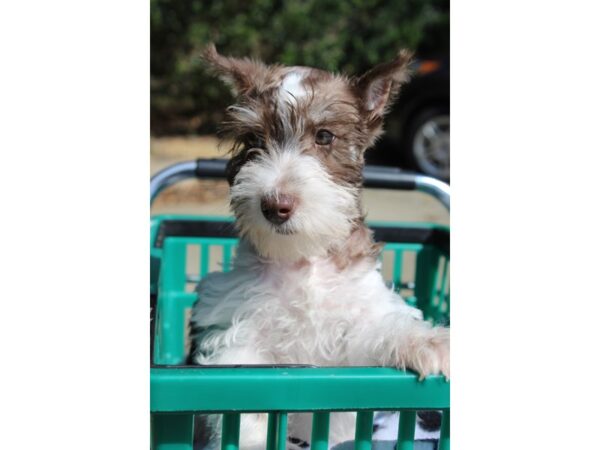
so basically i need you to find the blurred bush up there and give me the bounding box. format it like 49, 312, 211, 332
151, 0, 449, 136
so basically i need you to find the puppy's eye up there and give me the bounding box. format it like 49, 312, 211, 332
245, 148, 261, 162
315, 129, 335, 146
245, 134, 265, 149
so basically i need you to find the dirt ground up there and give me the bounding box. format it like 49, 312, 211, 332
151, 136, 449, 225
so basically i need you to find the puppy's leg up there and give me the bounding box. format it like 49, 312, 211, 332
347, 310, 449, 380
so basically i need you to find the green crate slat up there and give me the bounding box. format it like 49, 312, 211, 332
151, 367, 449, 412
151, 413, 193, 450
277, 413, 288, 450
393, 249, 403, 288
154, 292, 197, 365
266, 413, 277, 450
414, 247, 443, 321
397, 411, 416, 450
221, 413, 241, 450
383, 243, 424, 252
354, 411, 374, 450
437, 258, 450, 320
310, 412, 330, 450
439, 409, 450, 450
162, 240, 187, 293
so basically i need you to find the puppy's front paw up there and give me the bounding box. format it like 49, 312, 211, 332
408, 326, 450, 381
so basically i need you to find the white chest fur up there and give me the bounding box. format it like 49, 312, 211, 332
190, 241, 421, 366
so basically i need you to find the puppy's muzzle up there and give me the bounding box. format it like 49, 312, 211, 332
261, 194, 296, 225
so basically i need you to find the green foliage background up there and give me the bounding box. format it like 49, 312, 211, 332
151, 0, 449, 136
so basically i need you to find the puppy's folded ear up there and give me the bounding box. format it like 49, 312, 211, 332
202, 43, 269, 96
356, 49, 414, 120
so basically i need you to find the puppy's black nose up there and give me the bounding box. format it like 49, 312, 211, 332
261, 194, 296, 225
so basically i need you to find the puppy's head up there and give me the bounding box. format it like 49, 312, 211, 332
203, 44, 412, 262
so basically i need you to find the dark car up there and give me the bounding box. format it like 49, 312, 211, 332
368, 56, 450, 180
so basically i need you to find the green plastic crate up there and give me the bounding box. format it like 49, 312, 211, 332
150, 214, 450, 450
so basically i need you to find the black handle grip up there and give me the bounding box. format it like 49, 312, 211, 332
194, 158, 228, 178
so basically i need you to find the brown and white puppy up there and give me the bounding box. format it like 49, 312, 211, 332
190, 44, 449, 450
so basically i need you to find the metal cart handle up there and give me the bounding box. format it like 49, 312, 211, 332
151, 158, 450, 210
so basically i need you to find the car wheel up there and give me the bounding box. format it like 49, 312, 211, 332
403, 107, 450, 180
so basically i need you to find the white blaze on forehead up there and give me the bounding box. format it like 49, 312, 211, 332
279, 70, 308, 103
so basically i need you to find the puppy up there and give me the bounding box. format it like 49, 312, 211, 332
190, 44, 449, 450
